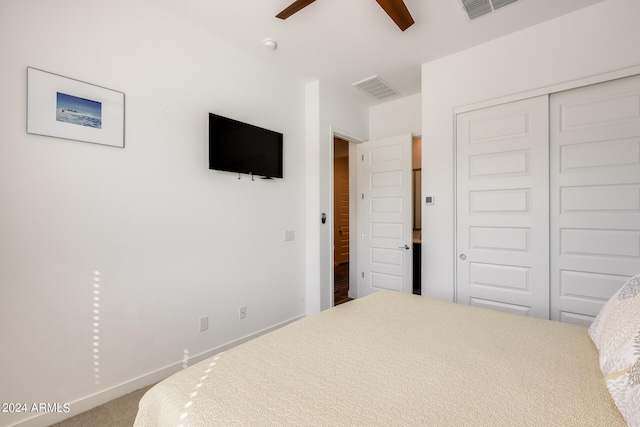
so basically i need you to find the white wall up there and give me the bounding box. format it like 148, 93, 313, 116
305, 81, 369, 313
421, 0, 640, 302
369, 93, 422, 140
305, 81, 322, 314
0, 1, 308, 425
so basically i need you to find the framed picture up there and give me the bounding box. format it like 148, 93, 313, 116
27, 67, 125, 148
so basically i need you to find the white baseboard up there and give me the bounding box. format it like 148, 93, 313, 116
10, 314, 305, 427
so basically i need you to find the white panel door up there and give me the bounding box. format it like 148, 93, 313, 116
358, 134, 412, 297
456, 96, 550, 318
550, 74, 640, 325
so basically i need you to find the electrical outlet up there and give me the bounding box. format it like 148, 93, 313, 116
239, 306, 246, 319
284, 230, 295, 241
199, 316, 208, 332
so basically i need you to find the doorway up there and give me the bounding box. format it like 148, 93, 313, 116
412, 136, 422, 295
331, 134, 421, 305
333, 137, 351, 305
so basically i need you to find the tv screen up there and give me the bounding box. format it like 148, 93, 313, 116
209, 113, 283, 179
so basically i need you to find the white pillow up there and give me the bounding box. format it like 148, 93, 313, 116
591, 273, 640, 426
588, 285, 623, 350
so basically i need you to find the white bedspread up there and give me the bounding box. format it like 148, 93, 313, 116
134, 291, 624, 426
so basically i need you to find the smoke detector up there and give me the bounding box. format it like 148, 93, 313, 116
262, 38, 277, 50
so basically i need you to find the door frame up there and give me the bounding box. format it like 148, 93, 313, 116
329, 128, 362, 305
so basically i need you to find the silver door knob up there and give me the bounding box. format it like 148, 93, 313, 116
398, 244, 411, 250
459, 254, 467, 260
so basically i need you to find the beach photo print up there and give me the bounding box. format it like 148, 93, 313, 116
27, 67, 124, 148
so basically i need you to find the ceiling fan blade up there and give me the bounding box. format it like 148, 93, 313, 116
276, 0, 317, 20
375, 0, 415, 31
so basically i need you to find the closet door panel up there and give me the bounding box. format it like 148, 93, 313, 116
550, 74, 640, 324
456, 96, 550, 319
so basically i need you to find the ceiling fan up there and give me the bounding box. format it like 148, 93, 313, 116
276, 0, 415, 31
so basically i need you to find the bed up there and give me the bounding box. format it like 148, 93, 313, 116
134, 286, 639, 426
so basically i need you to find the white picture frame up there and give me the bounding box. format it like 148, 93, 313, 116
27, 67, 125, 148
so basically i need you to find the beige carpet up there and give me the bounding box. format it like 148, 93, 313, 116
50, 385, 153, 427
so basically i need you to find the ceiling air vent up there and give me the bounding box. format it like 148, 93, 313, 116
352, 75, 399, 100
460, 0, 520, 20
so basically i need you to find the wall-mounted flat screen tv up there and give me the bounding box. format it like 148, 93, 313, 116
209, 113, 283, 179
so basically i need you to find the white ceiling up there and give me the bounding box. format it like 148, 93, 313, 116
149, 0, 605, 105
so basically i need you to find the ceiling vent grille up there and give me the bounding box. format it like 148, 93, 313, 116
352, 75, 399, 100
460, 0, 520, 20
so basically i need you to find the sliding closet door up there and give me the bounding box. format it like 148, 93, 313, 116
550, 75, 640, 325
456, 96, 550, 318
